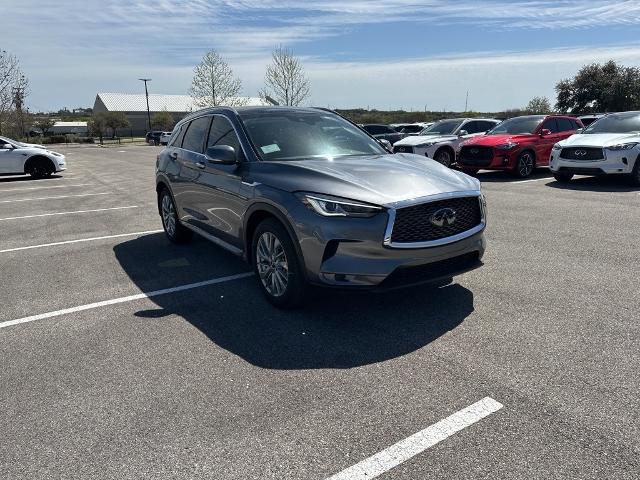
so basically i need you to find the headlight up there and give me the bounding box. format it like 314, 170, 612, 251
606, 142, 638, 151
415, 142, 436, 148
296, 193, 382, 217
495, 141, 518, 150
552, 143, 562, 151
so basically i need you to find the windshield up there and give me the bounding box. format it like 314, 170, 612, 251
419, 120, 463, 136
487, 116, 545, 135
239, 110, 387, 161
0, 136, 19, 146
584, 112, 640, 134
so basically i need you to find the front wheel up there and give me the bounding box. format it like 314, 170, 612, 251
28, 158, 54, 179
252, 218, 307, 308
434, 148, 454, 168
513, 151, 535, 178
553, 172, 574, 183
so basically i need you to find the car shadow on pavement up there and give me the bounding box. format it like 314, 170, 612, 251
546, 175, 639, 192
0, 174, 65, 183
114, 233, 475, 370
472, 168, 552, 183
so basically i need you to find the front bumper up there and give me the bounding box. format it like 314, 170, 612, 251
290, 203, 486, 289
458, 150, 517, 171
549, 149, 637, 175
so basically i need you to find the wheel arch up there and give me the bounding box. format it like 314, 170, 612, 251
24, 155, 56, 174
433, 144, 456, 161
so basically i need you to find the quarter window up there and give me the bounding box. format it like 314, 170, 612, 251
181, 116, 211, 153
169, 124, 186, 147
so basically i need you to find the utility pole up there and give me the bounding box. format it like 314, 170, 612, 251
12, 85, 25, 137
138, 78, 152, 132
464, 90, 469, 112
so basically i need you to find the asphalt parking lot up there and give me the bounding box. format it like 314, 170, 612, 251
1, 145, 638, 479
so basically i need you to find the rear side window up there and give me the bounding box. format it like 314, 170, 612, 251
556, 118, 574, 132
364, 125, 384, 135
542, 118, 559, 133
480, 120, 499, 131
181, 116, 211, 153
462, 121, 480, 134
207, 115, 245, 162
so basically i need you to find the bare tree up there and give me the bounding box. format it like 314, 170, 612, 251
190, 50, 245, 108
260, 45, 310, 106
0, 50, 29, 135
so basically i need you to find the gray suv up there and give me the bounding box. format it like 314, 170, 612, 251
156, 107, 486, 307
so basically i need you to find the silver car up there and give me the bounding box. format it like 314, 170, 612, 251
156, 107, 486, 307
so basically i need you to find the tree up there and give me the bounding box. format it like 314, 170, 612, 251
190, 50, 245, 107
33, 117, 56, 137
151, 109, 175, 130
555, 60, 640, 113
260, 45, 310, 107
0, 50, 29, 136
88, 112, 108, 144
525, 96, 552, 114
104, 112, 130, 138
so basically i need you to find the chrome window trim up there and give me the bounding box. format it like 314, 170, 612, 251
383, 190, 485, 249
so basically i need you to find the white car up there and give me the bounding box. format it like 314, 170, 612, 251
0, 135, 66, 178
159, 131, 173, 146
550, 111, 640, 185
392, 118, 500, 167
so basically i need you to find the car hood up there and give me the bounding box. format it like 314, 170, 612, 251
249, 154, 480, 206
18, 142, 47, 149
394, 134, 456, 146
557, 133, 640, 147
461, 133, 534, 147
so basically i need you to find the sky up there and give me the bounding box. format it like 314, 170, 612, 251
4, 0, 640, 112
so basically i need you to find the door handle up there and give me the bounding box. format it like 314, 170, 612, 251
195, 162, 206, 169
169, 152, 178, 160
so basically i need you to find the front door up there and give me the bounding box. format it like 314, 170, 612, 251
0, 144, 23, 174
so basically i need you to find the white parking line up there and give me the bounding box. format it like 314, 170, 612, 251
325, 397, 503, 480
0, 205, 139, 221
512, 177, 550, 184
0, 229, 163, 254
0, 272, 253, 330
0, 192, 110, 204
0, 183, 93, 193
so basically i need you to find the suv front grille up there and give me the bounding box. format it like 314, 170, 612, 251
459, 146, 494, 166
560, 147, 604, 161
390, 196, 482, 244
394, 145, 414, 154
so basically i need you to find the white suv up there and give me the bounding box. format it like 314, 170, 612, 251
550, 111, 640, 185
0, 136, 66, 178
393, 118, 500, 167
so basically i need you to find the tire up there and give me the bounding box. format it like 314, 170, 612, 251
629, 159, 640, 187
252, 218, 307, 308
512, 150, 535, 178
27, 158, 54, 179
553, 172, 574, 183
434, 147, 454, 168
159, 189, 192, 244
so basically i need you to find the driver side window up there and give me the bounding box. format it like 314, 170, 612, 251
207, 115, 245, 162
542, 119, 560, 133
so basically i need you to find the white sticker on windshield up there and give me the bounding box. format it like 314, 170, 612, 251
260, 144, 281, 154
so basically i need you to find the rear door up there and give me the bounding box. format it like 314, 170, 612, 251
536, 118, 561, 165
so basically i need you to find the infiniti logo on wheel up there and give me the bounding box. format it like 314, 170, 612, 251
574, 149, 587, 156
430, 207, 457, 227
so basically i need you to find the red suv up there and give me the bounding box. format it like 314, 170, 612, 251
458, 115, 583, 178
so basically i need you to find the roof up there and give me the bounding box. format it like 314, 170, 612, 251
95, 93, 266, 113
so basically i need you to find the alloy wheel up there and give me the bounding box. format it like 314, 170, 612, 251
161, 194, 176, 237
436, 150, 452, 167
518, 153, 534, 177
256, 232, 289, 297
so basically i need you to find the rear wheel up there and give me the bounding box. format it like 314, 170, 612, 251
252, 218, 306, 308
553, 172, 574, 183
434, 148, 454, 168
28, 158, 54, 179
160, 189, 192, 244
513, 150, 535, 178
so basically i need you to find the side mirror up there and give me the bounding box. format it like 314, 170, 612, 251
205, 145, 237, 165
378, 138, 392, 151
575, 128, 584, 134
539, 128, 552, 137
458, 130, 468, 136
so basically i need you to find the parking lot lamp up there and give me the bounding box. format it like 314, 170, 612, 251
138, 78, 152, 132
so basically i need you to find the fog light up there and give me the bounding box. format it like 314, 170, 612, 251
622, 158, 628, 165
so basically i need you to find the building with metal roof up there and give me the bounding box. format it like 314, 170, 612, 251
92, 93, 266, 135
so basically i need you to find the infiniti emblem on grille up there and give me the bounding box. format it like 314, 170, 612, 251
470, 148, 479, 154
574, 149, 587, 156
430, 207, 457, 227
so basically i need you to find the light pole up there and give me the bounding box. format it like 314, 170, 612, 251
138, 78, 152, 133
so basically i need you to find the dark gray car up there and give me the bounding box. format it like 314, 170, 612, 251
156, 107, 486, 307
